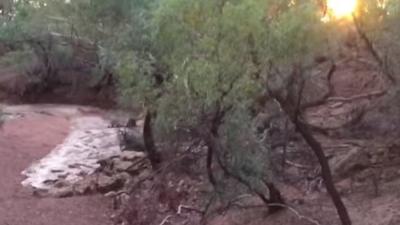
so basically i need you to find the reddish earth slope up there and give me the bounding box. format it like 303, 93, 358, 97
0, 113, 112, 225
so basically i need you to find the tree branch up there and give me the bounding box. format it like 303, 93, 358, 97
266, 65, 352, 225
352, 15, 396, 84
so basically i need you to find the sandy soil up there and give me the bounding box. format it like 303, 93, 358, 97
0, 110, 112, 225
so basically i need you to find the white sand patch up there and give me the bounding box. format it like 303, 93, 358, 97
21, 115, 122, 190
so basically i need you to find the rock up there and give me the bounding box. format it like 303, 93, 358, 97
113, 156, 148, 174
120, 151, 145, 161
105, 191, 130, 209
97, 174, 125, 193
301, 62, 332, 107
115, 172, 132, 182
118, 128, 145, 151
32, 188, 50, 198
336, 178, 353, 194
43, 179, 59, 185
113, 159, 136, 172
49, 186, 74, 198
330, 107, 349, 116
389, 215, 400, 225
54, 180, 70, 188
381, 169, 399, 182
330, 147, 370, 180
354, 169, 374, 183
73, 178, 96, 195
370, 155, 380, 164
137, 168, 151, 179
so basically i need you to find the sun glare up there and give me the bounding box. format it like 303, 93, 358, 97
327, 0, 358, 18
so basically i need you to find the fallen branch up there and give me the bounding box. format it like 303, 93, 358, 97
326, 91, 386, 103
127, 140, 203, 194
228, 201, 321, 225
159, 215, 172, 225
267, 203, 321, 225
178, 205, 204, 215
223, 194, 254, 211
323, 144, 359, 149
285, 160, 313, 169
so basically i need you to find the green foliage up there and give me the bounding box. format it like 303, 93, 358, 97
1, 0, 399, 204
116, 52, 160, 108
151, 0, 326, 134
0, 1, 75, 77
152, 0, 265, 131
0, 48, 35, 70
355, 0, 400, 77
222, 107, 272, 181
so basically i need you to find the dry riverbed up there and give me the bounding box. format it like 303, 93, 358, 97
0, 104, 128, 225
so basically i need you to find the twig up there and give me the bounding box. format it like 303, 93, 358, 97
229, 201, 320, 225
285, 160, 313, 169
224, 194, 254, 210
352, 14, 396, 84
323, 144, 358, 149
230, 203, 266, 210
267, 203, 321, 225
281, 118, 290, 172
127, 140, 203, 194
159, 215, 172, 225
301, 62, 336, 110
178, 205, 204, 215
326, 90, 386, 103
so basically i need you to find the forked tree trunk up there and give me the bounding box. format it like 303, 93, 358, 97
205, 132, 285, 214
264, 182, 285, 213
143, 109, 161, 169
293, 120, 352, 225
271, 93, 352, 225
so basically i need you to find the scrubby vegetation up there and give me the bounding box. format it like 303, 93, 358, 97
1, 0, 400, 225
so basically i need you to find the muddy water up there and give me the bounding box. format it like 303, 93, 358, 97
1, 104, 127, 190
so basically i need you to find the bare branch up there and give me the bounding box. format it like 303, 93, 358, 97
266, 64, 352, 225
326, 90, 386, 103
267, 203, 321, 225
285, 160, 313, 169
177, 205, 204, 215
352, 15, 396, 84
159, 215, 172, 225
301, 61, 336, 110
226, 196, 321, 225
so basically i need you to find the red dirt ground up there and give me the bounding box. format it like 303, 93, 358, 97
0, 113, 112, 225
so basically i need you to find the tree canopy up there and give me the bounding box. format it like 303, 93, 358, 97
1, 1, 399, 224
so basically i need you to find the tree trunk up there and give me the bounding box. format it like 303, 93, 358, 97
264, 62, 352, 224
273, 95, 352, 225
352, 15, 396, 84
205, 133, 285, 214
293, 120, 352, 225
206, 146, 216, 187
143, 109, 161, 169
264, 182, 285, 213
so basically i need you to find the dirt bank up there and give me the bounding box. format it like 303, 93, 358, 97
0, 108, 112, 225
